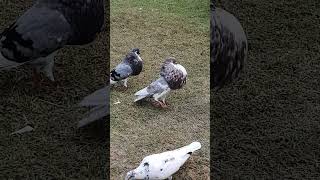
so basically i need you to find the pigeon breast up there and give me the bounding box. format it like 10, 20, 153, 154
0, 4, 72, 62
160, 61, 187, 90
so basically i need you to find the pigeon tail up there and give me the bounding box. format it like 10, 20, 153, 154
0, 52, 21, 70
179, 142, 202, 155
79, 86, 109, 107
134, 87, 149, 102
77, 105, 108, 128
78, 86, 109, 128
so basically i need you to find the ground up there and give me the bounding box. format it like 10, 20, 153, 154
110, 0, 210, 179
0, 1, 109, 179
212, 0, 320, 178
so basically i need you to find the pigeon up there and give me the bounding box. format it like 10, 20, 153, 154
110, 48, 143, 89
134, 57, 187, 108
210, 0, 248, 90
0, 0, 105, 85
78, 84, 109, 128
125, 142, 201, 180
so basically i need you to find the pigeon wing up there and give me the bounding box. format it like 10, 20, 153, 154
112, 63, 133, 80
0, 4, 72, 64
146, 77, 169, 95
134, 77, 168, 102
141, 153, 182, 179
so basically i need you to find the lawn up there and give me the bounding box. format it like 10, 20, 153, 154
211, 0, 320, 178
110, 0, 210, 179
0, 1, 109, 178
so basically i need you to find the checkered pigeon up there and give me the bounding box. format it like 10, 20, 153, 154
78, 85, 109, 128
211, 1, 248, 90
134, 57, 187, 107
0, 0, 105, 81
110, 48, 143, 88
125, 142, 201, 180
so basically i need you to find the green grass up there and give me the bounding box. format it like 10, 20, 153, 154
112, 0, 209, 30
110, 0, 210, 179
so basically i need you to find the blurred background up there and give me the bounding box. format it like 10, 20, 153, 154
0, 0, 109, 178
211, 0, 320, 178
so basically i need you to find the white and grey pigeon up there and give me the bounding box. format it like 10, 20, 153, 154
78, 84, 109, 128
110, 48, 143, 89
211, 0, 248, 90
125, 142, 201, 180
0, 0, 105, 85
134, 57, 187, 108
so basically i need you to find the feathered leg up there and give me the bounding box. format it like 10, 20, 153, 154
122, 78, 128, 88
32, 68, 41, 88
41, 53, 55, 82
118, 79, 128, 91
151, 99, 163, 108
159, 90, 170, 108
153, 92, 168, 109
160, 99, 168, 108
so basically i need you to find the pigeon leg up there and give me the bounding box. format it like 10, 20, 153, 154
123, 78, 128, 88
151, 99, 162, 108
114, 79, 128, 91
32, 68, 41, 88
160, 100, 168, 108
41, 52, 56, 82
161, 97, 170, 107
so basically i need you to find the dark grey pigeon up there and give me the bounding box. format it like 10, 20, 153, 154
0, 0, 105, 83
210, 1, 248, 90
78, 85, 109, 128
110, 48, 143, 88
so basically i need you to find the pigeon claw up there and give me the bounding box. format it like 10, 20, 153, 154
152, 100, 168, 109
32, 68, 41, 88
160, 100, 168, 108
151, 100, 162, 108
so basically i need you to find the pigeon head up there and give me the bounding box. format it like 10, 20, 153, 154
126, 48, 142, 61
165, 57, 177, 64
125, 162, 149, 180
131, 48, 140, 55
124, 49, 143, 76
125, 170, 136, 180
125, 169, 146, 180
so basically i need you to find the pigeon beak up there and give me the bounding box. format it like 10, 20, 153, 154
135, 52, 143, 61
125, 171, 135, 180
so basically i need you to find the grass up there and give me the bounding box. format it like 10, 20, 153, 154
211, 0, 320, 178
0, 1, 109, 178
110, 0, 210, 179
